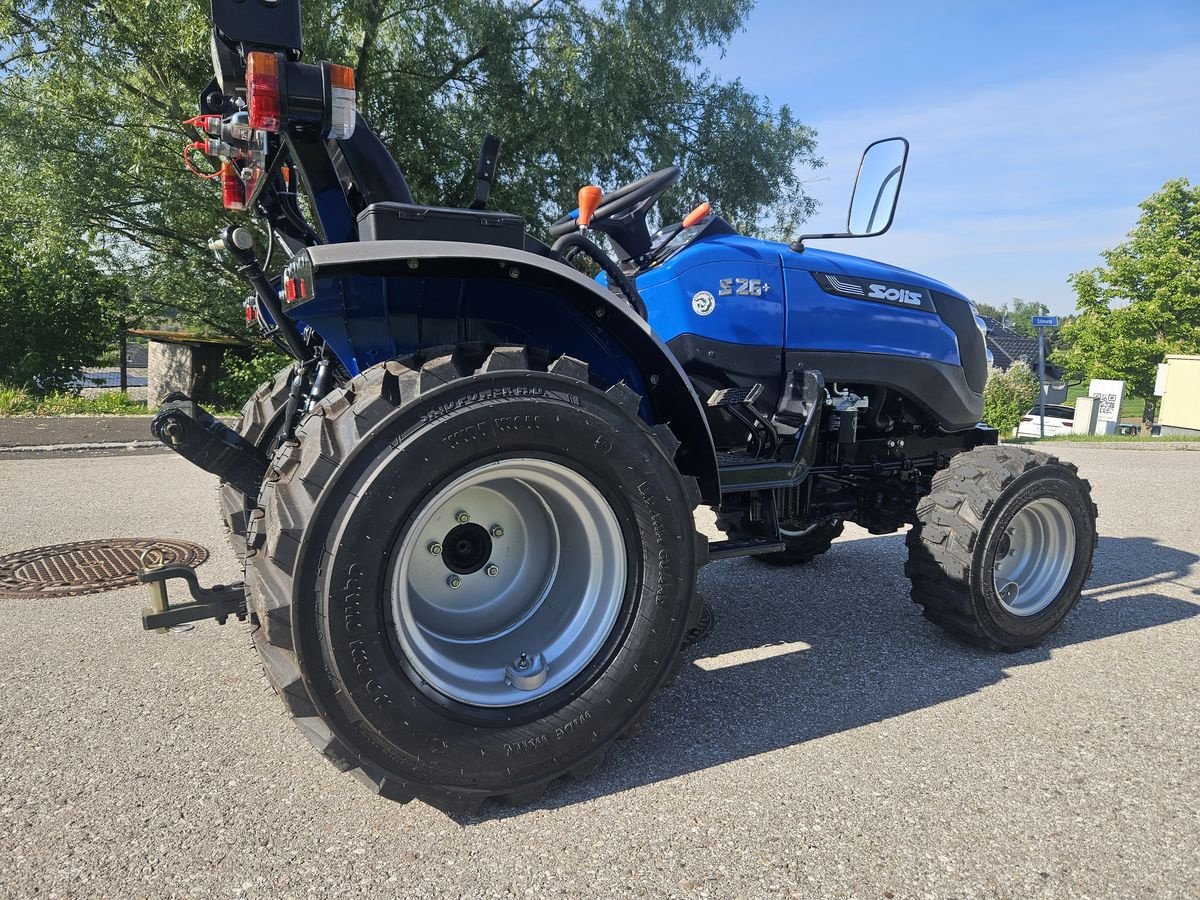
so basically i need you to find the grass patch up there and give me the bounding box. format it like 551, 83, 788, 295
0, 384, 149, 416
0, 383, 243, 417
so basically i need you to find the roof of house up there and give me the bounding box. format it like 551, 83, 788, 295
983, 316, 1041, 372
129, 328, 245, 346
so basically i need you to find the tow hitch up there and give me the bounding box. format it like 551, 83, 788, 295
138, 551, 247, 633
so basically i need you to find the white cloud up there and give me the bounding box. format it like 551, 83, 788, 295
796, 46, 1200, 311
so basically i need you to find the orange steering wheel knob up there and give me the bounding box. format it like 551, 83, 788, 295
577, 185, 603, 228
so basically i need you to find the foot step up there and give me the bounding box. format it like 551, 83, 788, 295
707, 537, 787, 559
707, 383, 764, 408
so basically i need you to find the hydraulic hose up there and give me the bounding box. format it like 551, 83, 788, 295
550, 232, 648, 320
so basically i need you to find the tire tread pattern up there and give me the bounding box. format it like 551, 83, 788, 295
904, 445, 1098, 650
217, 365, 293, 557
245, 347, 703, 813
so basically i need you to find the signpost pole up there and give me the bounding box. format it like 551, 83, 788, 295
1038, 326, 1046, 438
1029, 315, 1059, 439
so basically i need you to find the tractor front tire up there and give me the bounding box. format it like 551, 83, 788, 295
245, 346, 703, 813
905, 445, 1097, 651
218, 364, 293, 557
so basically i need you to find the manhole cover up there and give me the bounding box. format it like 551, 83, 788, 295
0, 538, 208, 599
682, 601, 714, 648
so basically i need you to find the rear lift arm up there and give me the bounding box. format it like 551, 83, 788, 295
151, 394, 270, 497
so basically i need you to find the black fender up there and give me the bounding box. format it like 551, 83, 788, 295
300, 240, 720, 502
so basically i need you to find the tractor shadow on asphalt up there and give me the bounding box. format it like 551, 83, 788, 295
467, 532, 1199, 822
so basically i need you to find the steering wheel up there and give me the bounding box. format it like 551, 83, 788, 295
549, 166, 681, 239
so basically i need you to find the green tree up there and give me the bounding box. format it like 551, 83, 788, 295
999, 298, 1051, 338
976, 298, 1050, 336
0, 238, 120, 393
974, 301, 1006, 321
1, 0, 822, 337
982, 360, 1040, 436
1053, 178, 1200, 424
213, 347, 292, 410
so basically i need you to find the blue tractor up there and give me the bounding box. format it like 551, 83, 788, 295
144, 0, 1097, 813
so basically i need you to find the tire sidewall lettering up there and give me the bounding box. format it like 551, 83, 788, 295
296, 374, 695, 783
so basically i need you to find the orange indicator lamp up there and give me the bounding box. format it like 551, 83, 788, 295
682, 201, 711, 229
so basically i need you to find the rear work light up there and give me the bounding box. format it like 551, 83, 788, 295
327, 63, 357, 140
246, 51, 281, 132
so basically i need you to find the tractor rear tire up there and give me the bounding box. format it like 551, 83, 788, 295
218, 365, 293, 558
905, 445, 1097, 651
244, 346, 704, 813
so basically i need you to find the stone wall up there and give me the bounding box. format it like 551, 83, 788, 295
147, 341, 194, 406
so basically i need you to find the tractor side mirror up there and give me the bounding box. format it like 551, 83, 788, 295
789, 136, 909, 252
847, 137, 909, 236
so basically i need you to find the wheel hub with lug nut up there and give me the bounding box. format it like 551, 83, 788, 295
439, 522, 492, 575
390, 458, 626, 707
992, 497, 1076, 617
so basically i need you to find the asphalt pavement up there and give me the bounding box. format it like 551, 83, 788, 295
0, 448, 1196, 898
0, 416, 161, 448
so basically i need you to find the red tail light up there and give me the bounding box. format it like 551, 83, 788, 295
220, 162, 247, 210
246, 52, 281, 132
283, 251, 315, 303
284, 276, 308, 302
1020, 416, 1033, 422
1063, 420, 1073, 426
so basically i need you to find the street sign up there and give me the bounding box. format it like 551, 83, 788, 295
1031, 314, 1059, 437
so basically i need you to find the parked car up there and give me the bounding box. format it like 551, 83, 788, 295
1018, 404, 1076, 437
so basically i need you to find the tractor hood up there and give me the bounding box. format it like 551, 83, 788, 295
781, 244, 972, 304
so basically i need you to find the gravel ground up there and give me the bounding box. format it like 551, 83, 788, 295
0, 448, 1196, 898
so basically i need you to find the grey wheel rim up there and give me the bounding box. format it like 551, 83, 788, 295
992, 497, 1076, 617
390, 458, 627, 707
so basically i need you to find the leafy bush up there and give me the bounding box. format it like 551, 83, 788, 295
214, 348, 292, 410
0, 247, 119, 394
93, 347, 122, 366
982, 361, 1041, 436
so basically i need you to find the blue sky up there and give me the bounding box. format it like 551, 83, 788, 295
705, 0, 1200, 314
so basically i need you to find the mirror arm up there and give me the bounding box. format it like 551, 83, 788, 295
788, 230, 861, 253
